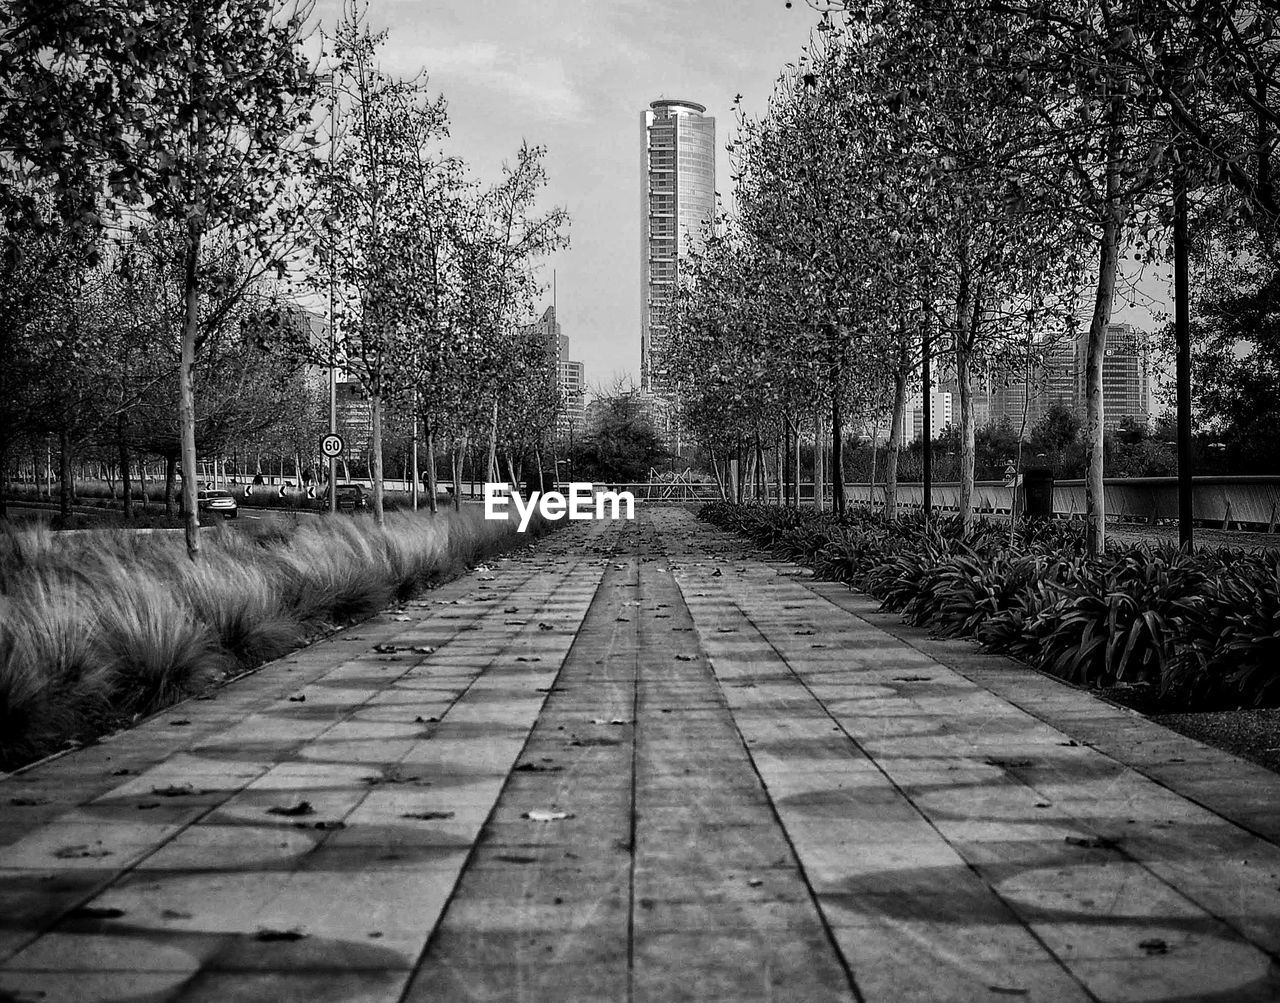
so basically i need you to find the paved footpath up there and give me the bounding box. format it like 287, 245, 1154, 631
5, 509, 1280, 1002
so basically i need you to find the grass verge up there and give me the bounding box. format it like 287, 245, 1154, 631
0, 508, 545, 771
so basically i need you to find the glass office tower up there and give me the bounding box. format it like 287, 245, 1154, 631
641, 99, 714, 394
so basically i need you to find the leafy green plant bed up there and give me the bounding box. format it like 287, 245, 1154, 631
0, 509, 548, 771
700, 502, 1280, 713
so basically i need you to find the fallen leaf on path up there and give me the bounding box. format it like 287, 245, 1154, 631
68, 906, 126, 920
516, 656, 541, 662
391, 616, 412, 622
538, 623, 554, 631
9, 796, 49, 806
1065, 835, 1120, 850
136, 802, 160, 810
296, 820, 345, 830
674, 654, 695, 661
169, 719, 191, 726
988, 987, 1029, 996
505, 606, 519, 613
893, 675, 932, 682
412, 646, 435, 654
373, 644, 400, 654
255, 927, 307, 942
986, 758, 1033, 768
54, 844, 111, 859
514, 762, 561, 772
151, 784, 203, 798
1139, 938, 1169, 955
161, 909, 193, 920
497, 853, 537, 863
287, 694, 306, 702
267, 801, 315, 817
522, 809, 574, 822
711, 569, 722, 577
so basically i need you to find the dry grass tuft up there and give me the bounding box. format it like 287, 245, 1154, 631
0, 505, 535, 770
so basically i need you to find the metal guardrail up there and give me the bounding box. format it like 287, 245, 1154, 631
843, 476, 1280, 530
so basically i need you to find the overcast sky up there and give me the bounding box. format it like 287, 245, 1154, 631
309, 1, 1167, 395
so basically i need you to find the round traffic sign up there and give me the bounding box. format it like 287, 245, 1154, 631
321, 433, 344, 459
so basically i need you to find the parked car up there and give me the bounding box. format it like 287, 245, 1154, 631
183, 489, 238, 520
327, 483, 369, 513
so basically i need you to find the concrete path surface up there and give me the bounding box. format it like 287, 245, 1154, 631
4, 508, 1280, 1002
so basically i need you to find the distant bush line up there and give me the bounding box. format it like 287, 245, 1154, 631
701, 502, 1280, 713
0, 509, 544, 772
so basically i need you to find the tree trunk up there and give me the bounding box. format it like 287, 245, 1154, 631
1085, 145, 1124, 557
452, 435, 467, 512
179, 225, 202, 559
793, 418, 802, 509
813, 402, 824, 511
411, 398, 420, 512
369, 389, 385, 527
506, 452, 519, 491
425, 423, 438, 514
782, 426, 791, 507
775, 434, 784, 508
831, 394, 845, 516
884, 365, 908, 520
956, 347, 975, 532
164, 454, 177, 517
118, 414, 132, 519
57, 427, 72, 520
487, 398, 499, 482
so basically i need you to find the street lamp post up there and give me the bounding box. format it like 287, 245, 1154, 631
319, 72, 338, 514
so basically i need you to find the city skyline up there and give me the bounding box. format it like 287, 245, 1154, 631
307, 1, 1169, 393
308, 0, 817, 391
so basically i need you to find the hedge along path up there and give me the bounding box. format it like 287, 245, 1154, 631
5, 509, 1280, 1001
0, 521, 608, 1002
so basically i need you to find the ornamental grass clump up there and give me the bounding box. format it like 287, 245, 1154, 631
0, 506, 534, 771
701, 502, 1280, 711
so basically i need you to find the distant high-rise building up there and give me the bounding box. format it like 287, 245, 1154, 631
641, 98, 715, 395
520, 305, 587, 442
1099, 323, 1151, 430
559, 359, 585, 437
987, 325, 1150, 433
909, 391, 954, 441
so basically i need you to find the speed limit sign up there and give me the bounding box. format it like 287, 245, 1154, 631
320, 433, 345, 459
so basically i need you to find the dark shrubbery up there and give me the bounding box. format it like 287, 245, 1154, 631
701, 501, 1280, 711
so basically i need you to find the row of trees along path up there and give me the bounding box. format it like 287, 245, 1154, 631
665, 0, 1280, 556
0, 0, 569, 556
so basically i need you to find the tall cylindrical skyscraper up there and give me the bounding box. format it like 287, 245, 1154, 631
641, 99, 714, 393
